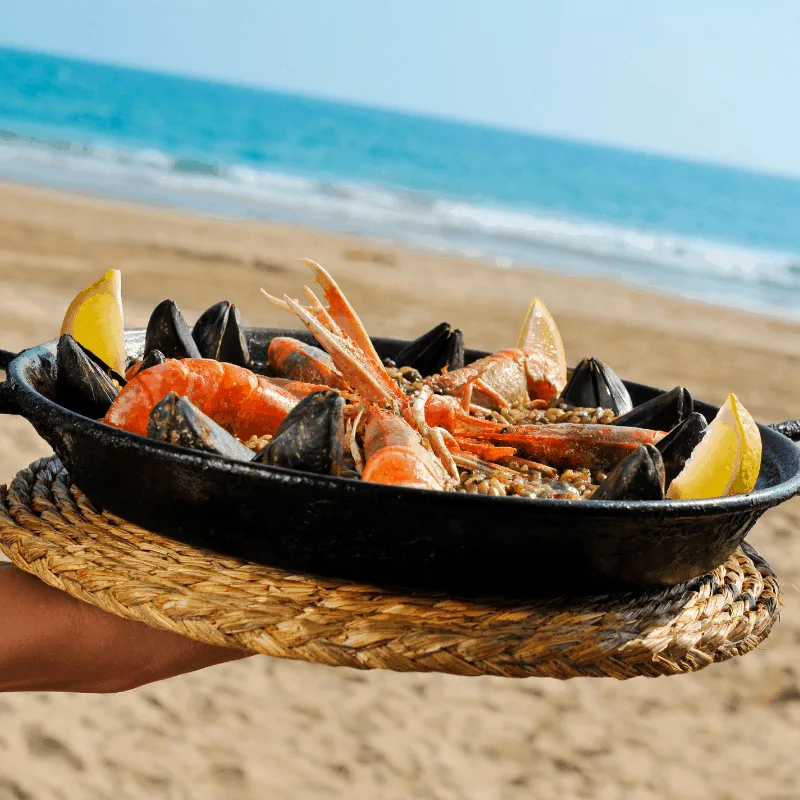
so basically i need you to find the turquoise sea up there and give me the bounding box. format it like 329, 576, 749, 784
2, 46, 800, 317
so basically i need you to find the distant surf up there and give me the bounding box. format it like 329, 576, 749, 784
2, 46, 800, 319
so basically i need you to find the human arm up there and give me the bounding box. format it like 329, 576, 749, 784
0, 562, 252, 693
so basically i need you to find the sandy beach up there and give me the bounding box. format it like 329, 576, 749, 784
1, 180, 800, 799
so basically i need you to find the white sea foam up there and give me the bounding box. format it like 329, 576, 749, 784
2, 136, 798, 316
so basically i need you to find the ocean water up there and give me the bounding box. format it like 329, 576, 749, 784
2, 46, 800, 318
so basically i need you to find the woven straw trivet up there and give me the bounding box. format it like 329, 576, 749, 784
0, 457, 781, 680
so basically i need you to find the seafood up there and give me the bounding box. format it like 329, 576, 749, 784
590, 445, 666, 501
105, 358, 297, 439
559, 357, 633, 415
192, 300, 250, 367
268, 336, 349, 390
613, 386, 693, 431
361, 406, 453, 491
252, 389, 345, 476
427, 298, 567, 410
390, 322, 464, 376
147, 392, 254, 461
126, 349, 166, 381
145, 299, 201, 360
52, 256, 758, 504
655, 412, 708, 486
56, 334, 120, 419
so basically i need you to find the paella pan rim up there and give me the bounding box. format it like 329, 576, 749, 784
6, 327, 800, 517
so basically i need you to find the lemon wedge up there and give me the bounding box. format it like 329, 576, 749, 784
667, 393, 762, 500
60, 270, 126, 376
517, 297, 568, 387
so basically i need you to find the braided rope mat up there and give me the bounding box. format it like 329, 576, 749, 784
0, 457, 781, 680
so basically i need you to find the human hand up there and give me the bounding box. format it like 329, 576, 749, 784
0, 562, 252, 693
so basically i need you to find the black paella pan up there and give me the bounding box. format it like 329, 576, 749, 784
1, 327, 799, 596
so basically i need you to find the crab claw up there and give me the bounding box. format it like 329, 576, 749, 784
613, 387, 693, 432
558, 357, 633, 415
655, 412, 709, 486
392, 323, 465, 376
145, 300, 201, 360
192, 300, 250, 367
146, 392, 253, 461
253, 389, 345, 476
590, 444, 665, 501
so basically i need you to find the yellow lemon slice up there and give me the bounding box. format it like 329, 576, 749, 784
517, 297, 568, 388
667, 393, 762, 500
60, 269, 126, 376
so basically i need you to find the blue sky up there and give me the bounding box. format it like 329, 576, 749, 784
3, 0, 800, 177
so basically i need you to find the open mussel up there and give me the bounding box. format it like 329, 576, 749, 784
590, 444, 665, 501
391, 323, 464, 376
559, 357, 633, 415
146, 392, 253, 461
145, 300, 201, 360
56, 334, 120, 419
192, 300, 250, 367
655, 412, 708, 486
613, 386, 693, 432
252, 389, 344, 476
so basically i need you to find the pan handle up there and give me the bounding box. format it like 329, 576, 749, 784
0, 349, 17, 372
768, 420, 800, 442
0, 349, 20, 416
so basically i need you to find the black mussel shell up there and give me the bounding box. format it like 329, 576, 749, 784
145, 300, 201, 360
137, 349, 167, 374
559, 357, 633, 415
146, 392, 253, 461
192, 301, 250, 367
393, 323, 464, 376
56, 334, 120, 419
655, 412, 708, 487
253, 389, 344, 476
72, 343, 126, 387
613, 386, 693, 432
590, 444, 666, 501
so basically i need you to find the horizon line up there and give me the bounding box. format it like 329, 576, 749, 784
3, 41, 800, 184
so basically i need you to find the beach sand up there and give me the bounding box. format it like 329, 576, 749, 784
1, 181, 799, 799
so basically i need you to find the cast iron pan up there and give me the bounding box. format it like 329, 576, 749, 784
2, 328, 799, 596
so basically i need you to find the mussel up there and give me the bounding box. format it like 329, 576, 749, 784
127, 349, 167, 380
392, 323, 464, 375
137, 349, 167, 374
590, 444, 665, 501
655, 412, 708, 486
613, 386, 693, 432
192, 300, 250, 367
559, 357, 633, 415
145, 300, 201, 360
252, 389, 344, 476
56, 334, 120, 419
146, 392, 253, 461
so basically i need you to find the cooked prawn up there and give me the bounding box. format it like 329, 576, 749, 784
104, 358, 298, 439
361, 407, 453, 491
268, 336, 350, 390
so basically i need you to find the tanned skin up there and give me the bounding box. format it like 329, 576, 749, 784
0, 563, 252, 693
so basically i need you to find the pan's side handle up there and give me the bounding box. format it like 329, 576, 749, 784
0, 349, 16, 372
768, 420, 800, 442
0, 349, 20, 416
